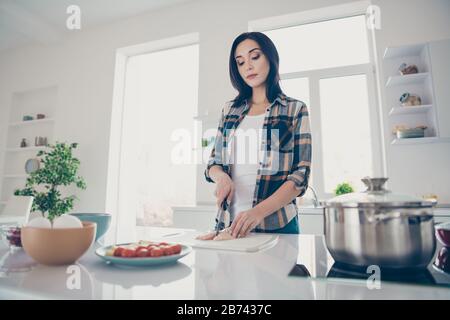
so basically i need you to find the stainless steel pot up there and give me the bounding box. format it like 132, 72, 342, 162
321, 177, 436, 269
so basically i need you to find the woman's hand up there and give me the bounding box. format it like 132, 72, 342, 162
230, 207, 264, 238
214, 172, 234, 207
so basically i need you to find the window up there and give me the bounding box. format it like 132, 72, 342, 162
319, 74, 373, 192
259, 13, 381, 197
118, 43, 199, 228
267, 15, 370, 73
280, 77, 310, 106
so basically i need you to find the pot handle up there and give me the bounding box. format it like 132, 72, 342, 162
361, 176, 389, 193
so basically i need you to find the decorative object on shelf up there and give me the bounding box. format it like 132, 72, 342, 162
20, 138, 28, 148
34, 136, 48, 146
36, 114, 45, 120
422, 193, 438, 203
14, 142, 87, 222
399, 92, 422, 106
24, 158, 40, 174
398, 63, 419, 75
22, 115, 34, 121
334, 182, 354, 196
393, 125, 427, 139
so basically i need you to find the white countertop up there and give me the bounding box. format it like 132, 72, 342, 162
1, 227, 449, 300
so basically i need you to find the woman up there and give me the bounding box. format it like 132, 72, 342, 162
204, 32, 312, 238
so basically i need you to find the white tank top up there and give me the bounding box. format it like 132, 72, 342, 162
229, 112, 266, 219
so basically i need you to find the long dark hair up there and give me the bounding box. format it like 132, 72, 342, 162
229, 32, 283, 108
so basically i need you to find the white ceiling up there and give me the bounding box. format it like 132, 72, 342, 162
0, 0, 197, 52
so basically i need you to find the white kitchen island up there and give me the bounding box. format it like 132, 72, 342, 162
0, 227, 449, 300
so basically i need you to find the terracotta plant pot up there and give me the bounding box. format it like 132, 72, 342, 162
21, 221, 96, 266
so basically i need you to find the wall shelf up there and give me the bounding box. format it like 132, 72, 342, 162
9, 118, 55, 128
0, 85, 57, 205
391, 137, 450, 145
3, 174, 27, 179
6, 146, 48, 153
389, 104, 432, 116
383, 43, 427, 59
385, 72, 429, 87
383, 42, 441, 146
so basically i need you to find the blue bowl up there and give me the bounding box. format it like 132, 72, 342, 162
69, 213, 111, 241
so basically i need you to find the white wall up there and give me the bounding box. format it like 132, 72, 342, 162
372, 0, 450, 202
0, 0, 449, 215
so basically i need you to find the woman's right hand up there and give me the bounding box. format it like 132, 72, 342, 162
214, 173, 234, 207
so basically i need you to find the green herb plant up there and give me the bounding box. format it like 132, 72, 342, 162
334, 182, 354, 196
14, 142, 87, 222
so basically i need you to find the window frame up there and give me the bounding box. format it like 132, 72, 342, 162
249, 1, 385, 199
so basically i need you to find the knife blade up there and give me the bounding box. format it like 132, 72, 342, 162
215, 198, 228, 236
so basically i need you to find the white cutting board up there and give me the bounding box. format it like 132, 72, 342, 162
182, 234, 278, 253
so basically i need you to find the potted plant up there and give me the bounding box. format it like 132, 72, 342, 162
15, 142, 87, 221
14, 142, 95, 265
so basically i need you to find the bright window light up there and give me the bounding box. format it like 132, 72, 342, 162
120, 44, 199, 226
319, 74, 373, 193
266, 15, 370, 73
280, 77, 310, 107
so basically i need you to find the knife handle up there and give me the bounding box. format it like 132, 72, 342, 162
221, 198, 228, 211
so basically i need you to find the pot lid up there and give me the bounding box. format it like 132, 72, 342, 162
322, 177, 436, 208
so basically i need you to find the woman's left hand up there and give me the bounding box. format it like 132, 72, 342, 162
230, 208, 264, 238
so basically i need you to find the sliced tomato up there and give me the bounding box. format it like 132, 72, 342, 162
150, 248, 164, 257
158, 242, 168, 246
121, 248, 137, 257
113, 247, 124, 257
161, 246, 173, 256
135, 246, 145, 252
136, 248, 148, 257
171, 244, 182, 254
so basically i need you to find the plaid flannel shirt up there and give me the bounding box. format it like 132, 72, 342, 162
204, 93, 312, 230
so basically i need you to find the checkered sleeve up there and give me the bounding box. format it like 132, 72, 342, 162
204, 105, 227, 183
286, 102, 312, 197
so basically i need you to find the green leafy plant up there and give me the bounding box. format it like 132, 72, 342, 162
14, 142, 87, 221
334, 182, 354, 196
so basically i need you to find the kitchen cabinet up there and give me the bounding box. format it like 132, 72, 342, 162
298, 207, 324, 235
434, 207, 450, 225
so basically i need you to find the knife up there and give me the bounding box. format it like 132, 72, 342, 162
214, 198, 228, 236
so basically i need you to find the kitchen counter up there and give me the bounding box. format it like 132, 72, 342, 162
0, 227, 449, 300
